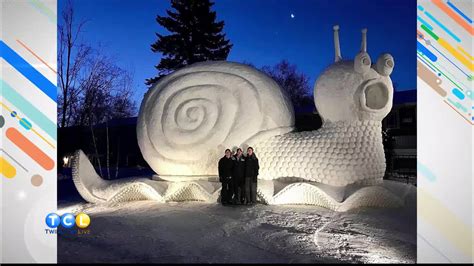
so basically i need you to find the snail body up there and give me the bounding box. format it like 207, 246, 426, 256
72, 26, 408, 210
255, 120, 385, 186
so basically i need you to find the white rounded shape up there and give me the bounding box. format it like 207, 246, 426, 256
354, 52, 372, 74
314, 61, 394, 123
137, 61, 294, 178
376, 53, 395, 76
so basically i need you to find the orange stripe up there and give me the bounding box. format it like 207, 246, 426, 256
16, 39, 57, 74
432, 0, 474, 35
443, 100, 473, 125
6, 127, 55, 170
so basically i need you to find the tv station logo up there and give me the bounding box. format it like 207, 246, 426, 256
45, 212, 91, 235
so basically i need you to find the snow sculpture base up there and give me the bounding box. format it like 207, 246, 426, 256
72, 150, 414, 211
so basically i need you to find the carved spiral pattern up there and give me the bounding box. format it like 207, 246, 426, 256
137, 61, 294, 177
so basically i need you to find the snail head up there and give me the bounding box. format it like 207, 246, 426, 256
314, 26, 395, 123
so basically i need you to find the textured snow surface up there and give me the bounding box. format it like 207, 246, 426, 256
255, 120, 386, 185
72, 149, 414, 211
58, 197, 416, 263
137, 61, 295, 178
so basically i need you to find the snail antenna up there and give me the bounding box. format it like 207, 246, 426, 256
361, 28, 367, 52
333, 25, 342, 62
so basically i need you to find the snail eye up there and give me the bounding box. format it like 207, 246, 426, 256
354, 52, 371, 74
375, 53, 394, 76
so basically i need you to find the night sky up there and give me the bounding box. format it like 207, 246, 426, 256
59, 0, 416, 106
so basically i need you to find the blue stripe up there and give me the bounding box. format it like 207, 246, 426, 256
417, 55, 438, 74
447, 98, 467, 113
417, 161, 436, 182
417, 41, 438, 62
417, 15, 433, 30
0, 41, 57, 102
424, 11, 461, 43
452, 88, 465, 100
429, 45, 470, 79
447, 1, 472, 24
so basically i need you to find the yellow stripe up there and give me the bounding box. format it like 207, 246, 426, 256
418, 189, 473, 258
457, 46, 474, 61
0, 102, 13, 113
438, 38, 474, 71
0, 101, 56, 149
31, 128, 56, 148
0, 156, 17, 178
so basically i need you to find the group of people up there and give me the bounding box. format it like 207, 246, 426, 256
218, 147, 260, 206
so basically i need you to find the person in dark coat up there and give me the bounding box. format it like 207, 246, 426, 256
218, 149, 234, 205
231, 148, 246, 204
244, 147, 259, 205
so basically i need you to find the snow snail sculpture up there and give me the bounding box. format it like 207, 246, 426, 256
72, 26, 412, 210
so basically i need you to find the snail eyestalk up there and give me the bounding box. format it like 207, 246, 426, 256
361, 28, 367, 52
333, 25, 342, 62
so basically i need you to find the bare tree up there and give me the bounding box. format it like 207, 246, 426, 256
261, 60, 313, 109
58, 0, 91, 128
58, 1, 136, 128
70, 51, 136, 127
58, 1, 136, 175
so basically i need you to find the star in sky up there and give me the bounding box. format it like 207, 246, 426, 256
290, 13, 295, 19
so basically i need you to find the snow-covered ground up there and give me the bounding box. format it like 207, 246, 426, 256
58, 193, 416, 263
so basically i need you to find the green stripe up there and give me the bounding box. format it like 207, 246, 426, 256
417, 51, 463, 90
421, 24, 439, 40
28, 0, 57, 24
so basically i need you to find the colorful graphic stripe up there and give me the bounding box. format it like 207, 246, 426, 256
457, 45, 473, 61
418, 15, 434, 30
0, 40, 57, 102
417, 160, 436, 182
418, 40, 438, 62
420, 24, 473, 72
16, 39, 56, 74
429, 43, 470, 79
0, 101, 56, 149
432, 0, 474, 35
417, 50, 464, 92
5, 127, 55, 171
0, 156, 17, 178
425, 11, 461, 42
418, 188, 473, 258
0, 79, 56, 140
417, 60, 447, 97
27, 0, 57, 24
446, 1, 472, 24
0, 148, 29, 172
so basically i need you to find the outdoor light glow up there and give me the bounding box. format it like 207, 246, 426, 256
63, 156, 69, 167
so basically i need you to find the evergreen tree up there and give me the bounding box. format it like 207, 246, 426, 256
146, 0, 233, 86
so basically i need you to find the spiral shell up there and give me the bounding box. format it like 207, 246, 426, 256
137, 61, 294, 179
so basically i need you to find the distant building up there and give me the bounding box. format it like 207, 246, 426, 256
382, 89, 417, 183
58, 117, 150, 179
